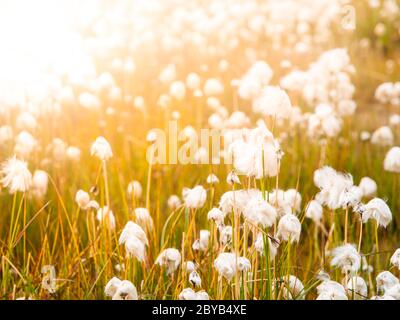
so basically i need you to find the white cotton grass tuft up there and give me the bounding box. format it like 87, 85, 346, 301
167, 195, 182, 210
127, 180, 142, 199
276, 214, 301, 243
313, 166, 355, 210
371, 126, 393, 146
361, 198, 392, 227
206, 173, 219, 184
277, 275, 305, 300
226, 170, 241, 185
182, 185, 207, 209
105, 277, 138, 300
376, 271, 399, 294
192, 230, 210, 252
252, 86, 292, 119
1, 156, 32, 193
384, 146, 400, 173
155, 248, 181, 275
118, 221, 148, 261
385, 284, 400, 300
189, 270, 202, 287
316, 280, 348, 300
31, 170, 48, 199
358, 177, 377, 198
90, 136, 113, 161
243, 195, 277, 228
14, 131, 38, 158
207, 208, 226, 226
305, 200, 323, 223
66, 146, 81, 162
219, 225, 232, 245
283, 189, 302, 213
133, 208, 153, 231
330, 244, 361, 274
390, 249, 400, 270
228, 127, 281, 179
219, 189, 260, 216
184, 261, 196, 273
213, 252, 251, 281
179, 288, 209, 300
203, 78, 224, 97
347, 276, 368, 300
96, 206, 116, 231
75, 189, 91, 209
254, 233, 278, 260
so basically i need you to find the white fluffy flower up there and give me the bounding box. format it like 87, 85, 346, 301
167, 195, 181, 210
219, 225, 232, 245
189, 271, 202, 287
229, 133, 281, 179
390, 249, 400, 270
97, 206, 116, 230
207, 208, 226, 226
182, 186, 207, 209
254, 233, 278, 260
186, 73, 201, 90
66, 146, 81, 162
184, 261, 196, 273
277, 214, 301, 243
169, 81, 186, 100
14, 131, 38, 158
376, 271, 399, 294
127, 181, 142, 199
75, 190, 90, 209
105, 277, 138, 300
243, 195, 277, 228
226, 170, 241, 185
317, 280, 348, 300
314, 166, 354, 209
347, 276, 368, 299
384, 146, 400, 173
219, 189, 260, 216
32, 170, 48, 199
206, 173, 219, 184
305, 200, 323, 223
385, 284, 400, 300
134, 208, 153, 231
252, 86, 292, 119
371, 126, 393, 146
361, 198, 392, 227
278, 275, 305, 300
90, 136, 113, 161
330, 244, 361, 274
1, 156, 32, 193
203, 78, 224, 96
213, 252, 251, 281
192, 230, 210, 252
118, 221, 148, 261
155, 248, 181, 275
179, 288, 209, 300
358, 177, 377, 198
284, 189, 302, 213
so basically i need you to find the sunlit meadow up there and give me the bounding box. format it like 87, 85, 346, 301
1, 0, 400, 300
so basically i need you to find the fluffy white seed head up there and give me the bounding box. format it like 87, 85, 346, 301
330, 244, 361, 274
90, 136, 113, 161
155, 248, 181, 275
277, 214, 301, 243
1, 156, 32, 193
390, 249, 400, 270
182, 185, 207, 209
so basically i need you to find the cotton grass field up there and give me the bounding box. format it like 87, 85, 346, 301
1, 0, 400, 300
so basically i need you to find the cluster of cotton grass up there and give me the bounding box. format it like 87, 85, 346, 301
1, 0, 400, 300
